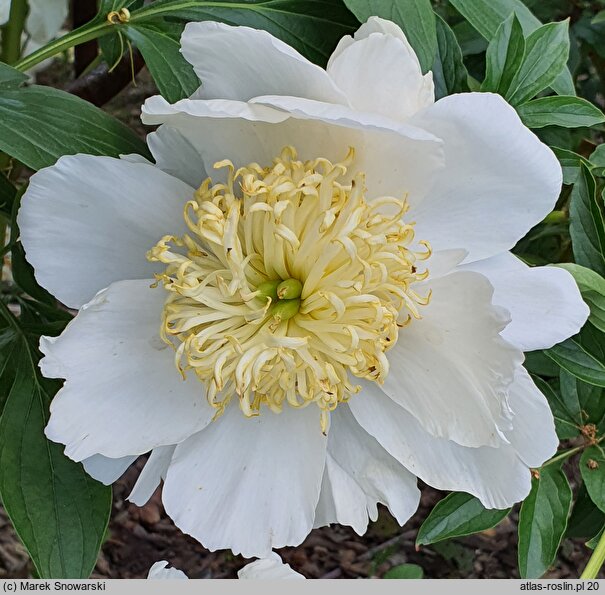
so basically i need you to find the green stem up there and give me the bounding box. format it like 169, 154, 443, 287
13, 1, 261, 72
13, 20, 113, 72
581, 528, 605, 579
1, 0, 28, 64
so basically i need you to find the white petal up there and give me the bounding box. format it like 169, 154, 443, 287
18, 155, 195, 308
504, 367, 559, 468
81, 454, 137, 485
349, 381, 532, 509
314, 406, 420, 535
409, 93, 562, 263
180, 21, 346, 104
327, 29, 433, 121
147, 561, 188, 580
26, 0, 68, 44
142, 95, 444, 201
238, 553, 305, 580
462, 253, 589, 351
162, 404, 327, 558
381, 271, 522, 447
43, 280, 214, 461
147, 126, 206, 188
128, 445, 176, 506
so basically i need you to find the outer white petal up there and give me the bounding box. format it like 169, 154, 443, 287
43, 280, 215, 461
462, 252, 589, 351
503, 367, 559, 468
314, 406, 420, 535
128, 445, 176, 506
408, 93, 562, 263
180, 21, 347, 104
26, 0, 68, 44
327, 30, 433, 121
162, 404, 327, 558
380, 271, 522, 447
142, 96, 444, 201
81, 454, 137, 485
18, 155, 195, 308
147, 561, 188, 580
348, 381, 532, 509
238, 553, 305, 580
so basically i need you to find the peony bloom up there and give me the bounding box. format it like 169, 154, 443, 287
19, 17, 588, 558
148, 553, 304, 579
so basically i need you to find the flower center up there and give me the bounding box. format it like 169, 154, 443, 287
148, 147, 431, 432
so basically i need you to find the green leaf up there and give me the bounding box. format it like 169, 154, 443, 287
546, 337, 605, 388
448, 0, 540, 39
587, 525, 605, 550
134, 0, 358, 67
416, 492, 510, 546
553, 147, 592, 186
0, 62, 28, 89
432, 15, 469, 99
518, 462, 573, 578
516, 96, 605, 129
593, 10, 605, 26
0, 305, 112, 578
342, 0, 437, 73
524, 350, 560, 377
581, 445, 605, 513
567, 484, 605, 539
481, 14, 525, 96
506, 21, 570, 106
532, 374, 581, 439
569, 165, 605, 277
590, 144, 605, 178
0, 86, 149, 171
125, 20, 198, 103
383, 564, 424, 579
556, 263, 605, 333
448, 0, 574, 96
559, 369, 605, 429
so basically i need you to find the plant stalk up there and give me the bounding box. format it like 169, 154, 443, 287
581, 528, 605, 579
1, 0, 28, 64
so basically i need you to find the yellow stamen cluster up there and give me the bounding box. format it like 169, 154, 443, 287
147, 147, 431, 431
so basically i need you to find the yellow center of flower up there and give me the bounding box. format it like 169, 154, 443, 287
147, 147, 431, 432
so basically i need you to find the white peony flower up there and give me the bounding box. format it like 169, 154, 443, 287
18, 17, 589, 558
148, 553, 304, 579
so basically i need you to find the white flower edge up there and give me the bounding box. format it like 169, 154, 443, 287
147, 553, 304, 580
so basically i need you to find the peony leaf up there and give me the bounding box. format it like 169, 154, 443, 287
556, 263, 605, 333
0, 62, 28, 89
481, 13, 525, 95
553, 147, 592, 186
132, 0, 358, 67
124, 20, 198, 103
383, 564, 424, 579
546, 336, 605, 388
416, 492, 510, 546
516, 96, 605, 129
566, 484, 605, 540
342, 0, 437, 73
0, 303, 112, 578
432, 14, 469, 99
590, 144, 605, 178
506, 21, 570, 106
0, 83, 149, 171
448, 0, 574, 96
581, 445, 605, 513
531, 374, 581, 439
518, 462, 573, 578
569, 165, 605, 277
